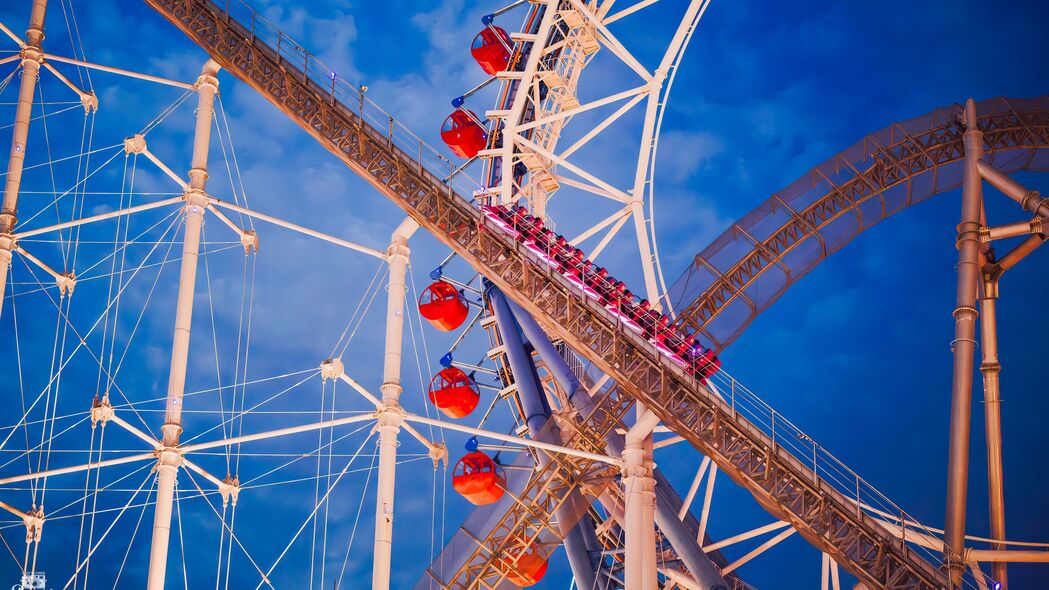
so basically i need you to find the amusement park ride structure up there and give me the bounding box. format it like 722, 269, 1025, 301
0, 0, 1045, 589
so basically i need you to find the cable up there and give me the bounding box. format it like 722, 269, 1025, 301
255, 429, 377, 589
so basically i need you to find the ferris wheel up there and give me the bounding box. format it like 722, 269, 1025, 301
0, 0, 1045, 589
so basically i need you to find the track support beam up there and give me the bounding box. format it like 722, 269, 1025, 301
944, 98, 983, 585
623, 409, 659, 589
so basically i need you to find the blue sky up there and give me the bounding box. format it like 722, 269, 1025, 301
0, 0, 1045, 588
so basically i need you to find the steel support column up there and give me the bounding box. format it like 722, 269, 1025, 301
944, 98, 983, 585
0, 0, 48, 316
371, 217, 418, 590
978, 274, 1006, 588
623, 410, 659, 590
145, 59, 220, 590
506, 297, 729, 589
489, 288, 598, 590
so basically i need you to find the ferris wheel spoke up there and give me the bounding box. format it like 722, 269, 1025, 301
601, 0, 660, 24
588, 211, 633, 263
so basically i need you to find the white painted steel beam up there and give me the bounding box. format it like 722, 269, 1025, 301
721, 527, 796, 575
13, 196, 184, 239
43, 53, 195, 89
402, 414, 620, 466
0, 0, 48, 318
209, 198, 387, 260
701, 520, 791, 553
371, 216, 417, 590
146, 60, 220, 590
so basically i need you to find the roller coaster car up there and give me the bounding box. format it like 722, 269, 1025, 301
501, 544, 549, 587
418, 280, 469, 331
479, 202, 723, 383
650, 315, 672, 343
521, 216, 545, 243
428, 367, 480, 419
484, 205, 522, 236
638, 309, 663, 339
616, 288, 634, 313
693, 348, 720, 379
548, 235, 568, 257
588, 268, 613, 299
509, 205, 528, 229
578, 260, 598, 284
599, 280, 626, 307
533, 225, 558, 251
627, 298, 652, 325
471, 27, 512, 75
452, 451, 505, 505
668, 335, 692, 358
561, 249, 585, 276
440, 110, 487, 158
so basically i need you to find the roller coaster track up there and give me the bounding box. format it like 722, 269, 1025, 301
668, 96, 1049, 351
144, 1, 949, 587
465, 300, 740, 589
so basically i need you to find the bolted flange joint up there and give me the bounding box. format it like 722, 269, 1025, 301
194, 72, 220, 94
22, 507, 43, 544
183, 189, 209, 213
240, 229, 260, 254
386, 241, 410, 262
980, 361, 1002, 375
0, 214, 19, 241
374, 404, 405, 432
19, 46, 43, 69
379, 381, 403, 408
319, 357, 345, 381
219, 474, 241, 508
153, 445, 184, 474
1021, 190, 1047, 215
56, 272, 76, 297
80, 91, 99, 114
620, 446, 654, 480
429, 442, 449, 468
90, 394, 114, 428
952, 305, 978, 321
123, 134, 147, 155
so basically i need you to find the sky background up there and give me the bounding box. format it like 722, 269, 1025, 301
0, 0, 1045, 589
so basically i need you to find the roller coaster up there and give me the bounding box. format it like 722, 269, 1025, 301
0, 0, 1045, 588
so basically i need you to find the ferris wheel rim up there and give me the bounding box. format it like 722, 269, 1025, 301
464, 0, 712, 307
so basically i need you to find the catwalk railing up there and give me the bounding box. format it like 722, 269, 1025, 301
144, 1, 950, 587
668, 96, 1049, 351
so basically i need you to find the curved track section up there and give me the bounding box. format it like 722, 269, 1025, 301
144, 1, 951, 588
668, 96, 1049, 351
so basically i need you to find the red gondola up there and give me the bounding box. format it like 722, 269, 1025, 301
502, 544, 549, 587
428, 367, 480, 419
440, 110, 487, 158
470, 27, 512, 75
419, 280, 469, 331
452, 451, 505, 505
